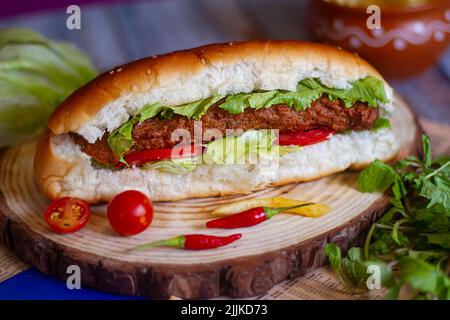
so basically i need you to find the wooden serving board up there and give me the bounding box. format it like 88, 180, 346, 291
0, 95, 420, 299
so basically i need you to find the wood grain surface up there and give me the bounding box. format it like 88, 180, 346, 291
0, 95, 421, 299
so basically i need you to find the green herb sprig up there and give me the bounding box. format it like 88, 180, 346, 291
325, 135, 450, 300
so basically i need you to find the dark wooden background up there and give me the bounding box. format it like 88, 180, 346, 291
0, 0, 449, 124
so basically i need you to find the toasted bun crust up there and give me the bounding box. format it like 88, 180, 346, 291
34, 128, 399, 204
48, 40, 391, 143
34, 130, 71, 201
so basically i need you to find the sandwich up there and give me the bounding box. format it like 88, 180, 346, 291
34, 40, 399, 203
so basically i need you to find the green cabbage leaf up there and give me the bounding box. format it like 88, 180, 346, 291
202, 130, 301, 165
0, 28, 97, 147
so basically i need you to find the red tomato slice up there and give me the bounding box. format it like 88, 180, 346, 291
278, 128, 335, 146
107, 190, 154, 236
44, 197, 91, 234
124, 144, 203, 166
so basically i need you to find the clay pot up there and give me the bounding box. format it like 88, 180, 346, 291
306, 0, 450, 79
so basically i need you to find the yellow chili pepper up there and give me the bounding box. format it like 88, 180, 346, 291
212, 197, 330, 218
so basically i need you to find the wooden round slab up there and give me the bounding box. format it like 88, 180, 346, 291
0, 95, 420, 299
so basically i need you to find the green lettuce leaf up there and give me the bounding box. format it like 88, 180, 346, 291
137, 76, 387, 121
108, 118, 138, 162
248, 91, 278, 109
142, 157, 199, 174
202, 129, 301, 165
202, 130, 274, 165
0, 28, 97, 147
173, 95, 224, 120
139, 102, 166, 122
219, 93, 252, 114
219, 77, 388, 114
139, 94, 224, 122
325, 76, 388, 107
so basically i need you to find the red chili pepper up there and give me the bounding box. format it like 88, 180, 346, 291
126, 233, 242, 251
206, 203, 313, 229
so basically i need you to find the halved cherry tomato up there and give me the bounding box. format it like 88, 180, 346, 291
278, 128, 335, 146
107, 190, 154, 236
44, 197, 91, 234
124, 144, 203, 166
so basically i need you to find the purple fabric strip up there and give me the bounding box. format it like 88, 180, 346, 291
0, 0, 129, 18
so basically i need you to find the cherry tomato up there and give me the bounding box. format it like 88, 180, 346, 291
107, 190, 154, 236
278, 128, 335, 146
44, 197, 91, 234
124, 145, 202, 166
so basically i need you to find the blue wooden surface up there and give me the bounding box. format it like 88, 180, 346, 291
0, 0, 448, 299
0, 269, 144, 300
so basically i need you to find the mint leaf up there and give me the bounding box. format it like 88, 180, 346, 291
343, 248, 394, 288
324, 243, 353, 290
395, 157, 422, 169
324, 243, 342, 272
398, 257, 450, 299
433, 156, 450, 174
406, 250, 448, 263
325, 244, 394, 290
420, 178, 450, 210
390, 179, 406, 211
370, 228, 400, 256
414, 206, 449, 234
418, 233, 450, 249
359, 160, 401, 193
336, 135, 450, 299
391, 219, 409, 246
422, 134, 431, 168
